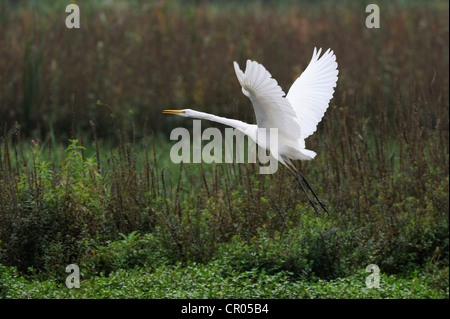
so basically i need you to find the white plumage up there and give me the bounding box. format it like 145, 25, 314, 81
286, 48, 338, 140
231, 47, 338, 164
164, 47, 339, 213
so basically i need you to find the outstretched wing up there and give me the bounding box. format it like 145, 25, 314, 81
233, 60, 301, 141
286, 48, 338, 140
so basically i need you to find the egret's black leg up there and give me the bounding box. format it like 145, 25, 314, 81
284, 165, 319, 214
298, 174, 329, 214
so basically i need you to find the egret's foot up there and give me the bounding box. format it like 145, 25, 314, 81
309, 199, 319, 214
318, 200, 329, 213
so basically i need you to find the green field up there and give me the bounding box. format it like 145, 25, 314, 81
0, 0, 448, 299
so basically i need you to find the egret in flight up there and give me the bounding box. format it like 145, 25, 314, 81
164, 48, 338, 213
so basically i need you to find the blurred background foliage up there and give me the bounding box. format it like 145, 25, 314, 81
0, 0, 448, 140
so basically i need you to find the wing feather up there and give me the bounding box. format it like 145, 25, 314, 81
233, 60, 301, 141
286, 48, 338, 139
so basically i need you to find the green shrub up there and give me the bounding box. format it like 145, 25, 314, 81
1, 261, 448, 299
0, 140, 105, 274
79, 231, 170, 277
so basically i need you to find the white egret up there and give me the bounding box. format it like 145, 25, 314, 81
164, 48, 338, 213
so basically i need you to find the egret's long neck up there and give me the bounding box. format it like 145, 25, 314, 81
186, 110, 253, 134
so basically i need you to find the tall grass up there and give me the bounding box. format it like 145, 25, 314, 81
0, 0, 448, 283
1, 1, 448, 137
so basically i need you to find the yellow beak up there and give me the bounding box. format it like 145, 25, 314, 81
163, 109, 184, 115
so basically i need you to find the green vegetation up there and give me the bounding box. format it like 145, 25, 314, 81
1, 258, 448, 299
0, 0, 448, 298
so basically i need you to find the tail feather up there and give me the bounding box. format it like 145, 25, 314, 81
298, 149, 317, 160
282, 145, 316, 161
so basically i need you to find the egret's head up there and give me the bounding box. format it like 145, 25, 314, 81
162, 109, 191, 117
